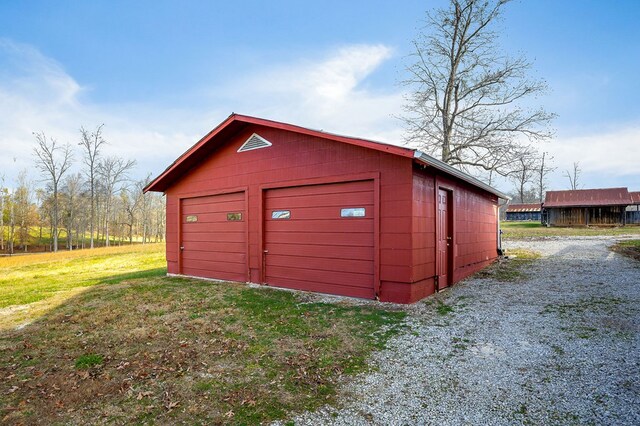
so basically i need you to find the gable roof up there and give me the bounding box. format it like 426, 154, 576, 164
144, 113, 509, 199
630, 191, 640, 205
506, 203, 542, 213
544, 188, 632, 208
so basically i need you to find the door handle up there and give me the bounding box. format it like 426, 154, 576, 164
180, 246, 184, 251
263, 250, 269, 254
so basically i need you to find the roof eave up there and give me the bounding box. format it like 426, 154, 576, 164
413, 151, 511, 200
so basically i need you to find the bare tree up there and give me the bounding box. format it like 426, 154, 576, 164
537, 151, 556, 202
33, 132, 73, 252
121, 188, 142, 244
510, 154, 538, 203
564, 161, 581, 190
14, 171, 35, 252
98, 156, 135, 247
79, 124, 106, 249
0, 174, 5, 251
401, 0, 554, 177
60, 173, 84, 250
7, 189, 15, 255
135, 174, 153, 243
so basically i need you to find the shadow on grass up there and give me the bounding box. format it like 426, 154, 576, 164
0, 273, 406, 425
98, 267, 167, 285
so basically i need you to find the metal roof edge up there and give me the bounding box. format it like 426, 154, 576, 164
413, 151, 511, 200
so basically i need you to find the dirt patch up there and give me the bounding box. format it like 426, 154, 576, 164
611, 240, 640, 261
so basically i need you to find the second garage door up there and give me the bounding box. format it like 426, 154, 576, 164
181, 192, 247, 281
264, 180, 375, 299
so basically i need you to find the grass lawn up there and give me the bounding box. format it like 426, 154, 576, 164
0, 244, 166, 329
0, 246, 406, 424
501, 221, 640, 239
610, 239, 640, 261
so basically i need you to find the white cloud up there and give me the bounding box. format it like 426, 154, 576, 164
0, 39, 210, 186
549, 126, 640, 178
0, 40, 405, 188
214, 44, 406, 143
13, 39, 638, 196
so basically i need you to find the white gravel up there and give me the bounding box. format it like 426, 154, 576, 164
276, 236, 640, 425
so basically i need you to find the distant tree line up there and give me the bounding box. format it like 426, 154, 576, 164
0, 125, 165, 254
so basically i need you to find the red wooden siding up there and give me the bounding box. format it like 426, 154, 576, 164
179, 192, 247, 281
165, 125, 412, 300
264, 180, 375, 299
409, 167, 498, 301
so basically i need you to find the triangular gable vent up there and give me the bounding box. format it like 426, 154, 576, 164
237, 133, 272, 152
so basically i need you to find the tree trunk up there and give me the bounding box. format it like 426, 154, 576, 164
53, 184, 59, 252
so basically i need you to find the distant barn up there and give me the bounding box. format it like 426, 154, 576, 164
543, 188, 633, 227
505, 203, 541, 221
627, 191, 640, 224
145, 114, 509, 303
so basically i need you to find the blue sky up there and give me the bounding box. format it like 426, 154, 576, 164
0, 0, 639, 194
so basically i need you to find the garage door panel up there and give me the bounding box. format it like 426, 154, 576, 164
264, 180, 375, 299
182, 232, 246, 243
182, 192, 243, 206
265, 231, 373, 246
266, 191, 373, 209
265, 219, 373, 233
180, 211, 244, 224
180, 192, 247, 282
266, 243, 373, 261
267, 265, 373, 288
182, 250, 246, 263
266, 254, 372, 275
181, 259, 246, 275
265, 180, 373, 198
181, 267, 242, 282
267, 276, 375, 299
181, 221, 245, 234
265, 206, 373, 221
182, 241, 246, 254
182, 201, 244, 216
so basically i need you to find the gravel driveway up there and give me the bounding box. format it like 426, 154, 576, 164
279, 237, 640, 425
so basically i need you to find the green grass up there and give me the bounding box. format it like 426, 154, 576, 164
475, 248, 541, 282
502, 221, 640, 239
75, 353, 104, 369
435, 300, 454, 316
0, 248, 407, 425
0, 244, 166, 309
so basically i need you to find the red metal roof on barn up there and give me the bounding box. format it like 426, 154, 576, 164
630, 191, 640, 204
544, 188, 632, 207
506, 203, 541, 212
144, 113, 509, 199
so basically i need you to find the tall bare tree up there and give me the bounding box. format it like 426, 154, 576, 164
537, 151, 556, 203
121, 188, 142, 244
60, 173, 84, 250
98, 156, 135, 247
79, 124, 106, 249
510, 154, 538, 203
14, 171, 35, 252
135, 174, 153, 244
33, 132, 73, 252
7, 189, 15, 255
564, 161, 581, 190
401, 0, 554, 177
0, 174, 5, 251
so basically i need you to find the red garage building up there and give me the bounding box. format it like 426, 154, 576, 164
145, 114, 508, 303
